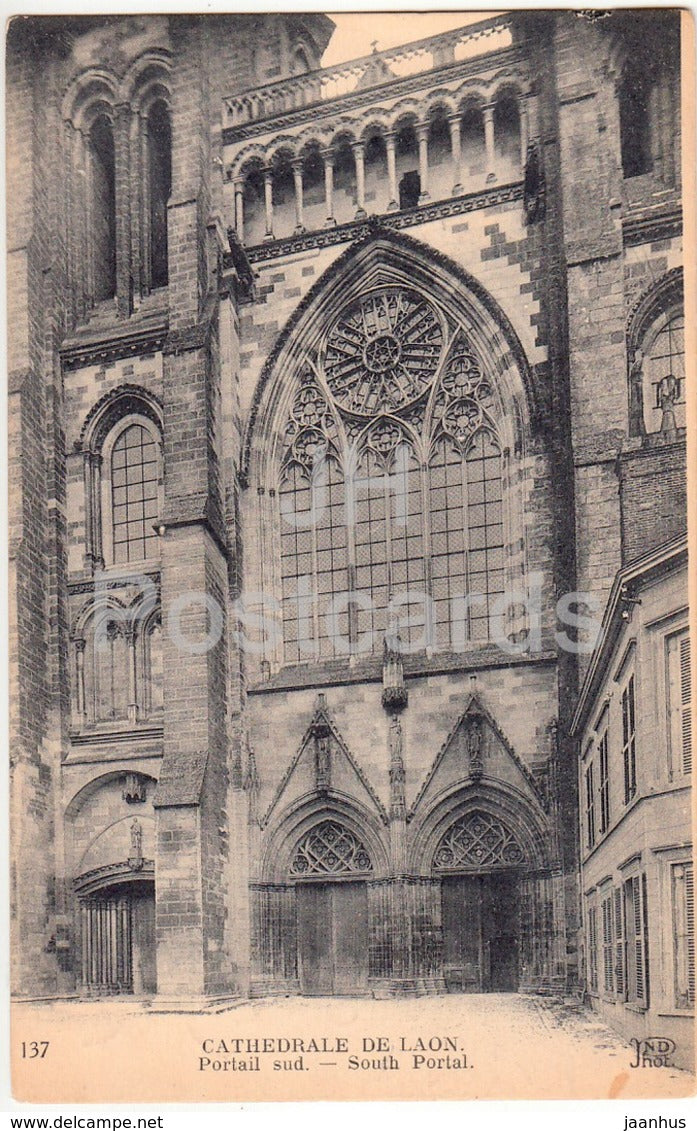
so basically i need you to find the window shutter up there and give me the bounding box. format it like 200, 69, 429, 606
602, 895, 614, 994
680, 635, 692, 774
686, 864, 695, 1007
588, 906, 598, 992
632, 874, 649, 1007
614, 886, 625, 999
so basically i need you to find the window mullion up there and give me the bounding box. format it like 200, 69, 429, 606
421, 459, 434, 651
384, 459, 393, 641
344, 455, 358, 657
310, 497, 320, 662
461, 450, 471, 643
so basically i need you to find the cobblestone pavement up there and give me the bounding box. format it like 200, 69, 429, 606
12, 993, 694, 1104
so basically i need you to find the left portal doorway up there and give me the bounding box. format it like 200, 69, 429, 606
79, 879, 156, 995
296, 881, 369, 995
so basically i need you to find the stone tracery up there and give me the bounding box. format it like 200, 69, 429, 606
433, 330, 499, 455
276, 282, 510, 660
290, 819, 373, 875
281, 368, 340, 474
433, 810, 525, 871
323, 287, 443, 416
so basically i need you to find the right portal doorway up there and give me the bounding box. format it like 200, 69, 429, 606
441, 871, 520, 993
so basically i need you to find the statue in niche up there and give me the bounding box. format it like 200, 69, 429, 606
128, 818, 143, 870
389, 714, 403, 762
389, 714, 406, 821
658, 372, 679, 435
316, 732, 331, 792
381, 633, 408, 712
122, 772, 146, 804
628, 348, 644, 435
466, 716, 484, 780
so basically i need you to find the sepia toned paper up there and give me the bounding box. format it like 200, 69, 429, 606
6, 5, 696, 1106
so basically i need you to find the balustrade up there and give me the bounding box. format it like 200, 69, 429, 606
224, 16, 513, 128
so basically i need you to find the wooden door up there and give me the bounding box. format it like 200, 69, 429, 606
485, 871, 519, 991
332, 882, 369, 995
441, 875, 484, 992
80, 892, 132, 993
297, 882, 369, 995
131, 886, 157, 995
297, 883, 333, 995
441, 872, 520, 992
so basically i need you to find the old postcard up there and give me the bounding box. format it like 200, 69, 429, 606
7, 6, 695, 1105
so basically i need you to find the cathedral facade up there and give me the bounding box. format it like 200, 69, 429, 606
8, 11, 689, 1017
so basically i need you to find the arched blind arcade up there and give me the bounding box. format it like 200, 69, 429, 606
274, 286, 513, 664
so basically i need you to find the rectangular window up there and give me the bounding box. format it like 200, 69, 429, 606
599, 729, 610, 835
622, 675, 637, 804
673, 862, 695, 1009
585, 762, 596, 849
588, 905, 598, 992
602, 894, 614, 995
624, 873, 649, 1007
668, 631, 692, 775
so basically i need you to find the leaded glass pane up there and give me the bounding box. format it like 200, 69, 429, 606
111, 424, 160, 564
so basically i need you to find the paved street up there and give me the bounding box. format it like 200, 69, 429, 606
12, 992, 693, 1103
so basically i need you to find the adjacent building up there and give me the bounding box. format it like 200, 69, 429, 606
573, 538, 691, 1065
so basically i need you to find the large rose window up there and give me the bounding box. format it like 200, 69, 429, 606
323, 288, 444, 416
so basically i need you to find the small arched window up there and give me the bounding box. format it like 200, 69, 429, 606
89, 114, 117, 301
292, 46, 312, 75
110, 422, 161, 564
147, 101, 171, 288
396, 124, 419, 209
494, 96, 521, 174
72, 604, 163, 729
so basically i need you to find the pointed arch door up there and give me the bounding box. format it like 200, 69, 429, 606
291, 819, 372, 996
435, 810, 525, 993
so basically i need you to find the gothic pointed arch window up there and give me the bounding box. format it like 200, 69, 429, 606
279, 372, 348, 663
641, 310, 685, 433
430, 334, 505, 646
270, 281, 520, 666
628, 271, 686, 437
352, 420, 426, 650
